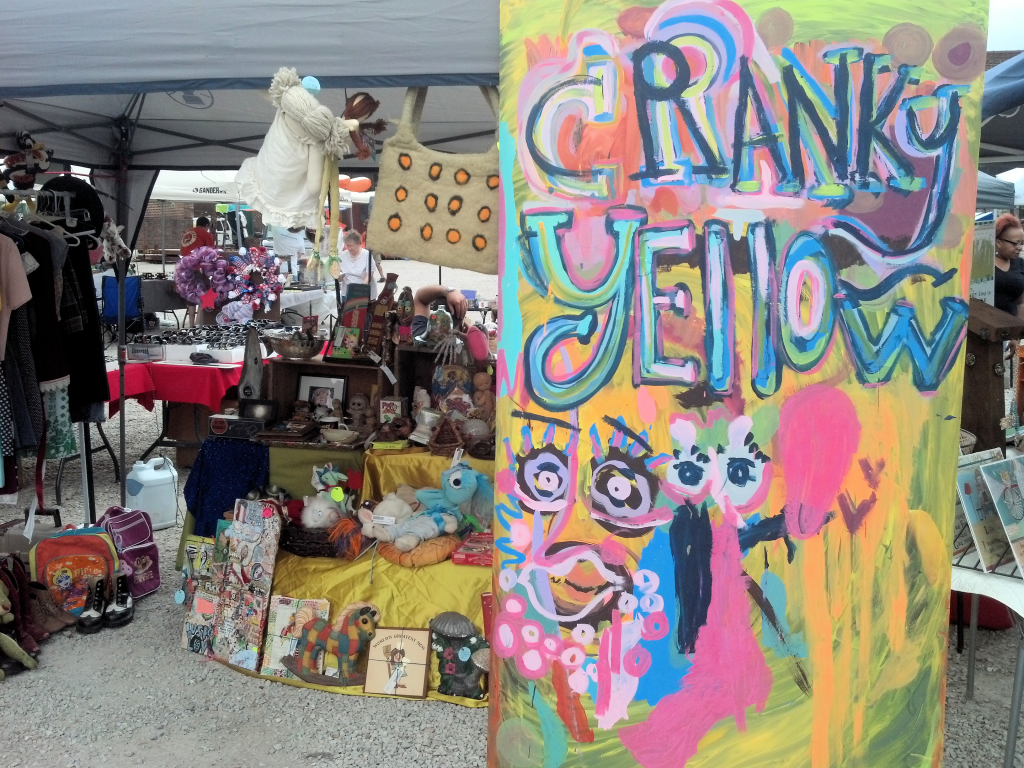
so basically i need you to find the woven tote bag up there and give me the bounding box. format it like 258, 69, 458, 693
367, 87, 499, 274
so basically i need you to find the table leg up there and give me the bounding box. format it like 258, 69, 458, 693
954, 593, 962, 651
1005, 620, 1024, 768
968, 593, 980, 699
140, 400, 172, 461
55, 457, 67, 505
95, 423, 120, 481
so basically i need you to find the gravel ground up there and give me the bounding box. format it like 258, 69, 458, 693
0, 260, 1020, 767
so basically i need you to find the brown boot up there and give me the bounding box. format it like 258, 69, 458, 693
0, 569, 40, 656
7, 556, 65, 634
0, 563, 48, 643
27, 581, 77, 630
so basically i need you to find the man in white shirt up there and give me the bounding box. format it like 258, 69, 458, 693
271, 226, 309, 276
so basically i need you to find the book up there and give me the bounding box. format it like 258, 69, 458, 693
255, 420, 319, 442
259, 595, 331, 679
181, 588, 220, 655
452, 532, 493, 567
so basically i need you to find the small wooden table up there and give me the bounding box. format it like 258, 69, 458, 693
961, 299, 1024, 451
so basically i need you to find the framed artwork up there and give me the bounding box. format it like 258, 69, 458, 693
955, 449, 1012, 571
363, 627, 431, 699
328, 326, 362, 359
298, 375, 348, 413
979, 458, 1024, 573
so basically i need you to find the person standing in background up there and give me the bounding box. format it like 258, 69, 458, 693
339, 230, 385, 300
271, 225, 309, 280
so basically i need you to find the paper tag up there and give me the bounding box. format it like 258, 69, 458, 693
381, 365, 397, 385
451, 448, 465, 466
21, 251, 39, 275
371, 514, 396, 525
367, 350, 382, 363
23, 498, 38, 540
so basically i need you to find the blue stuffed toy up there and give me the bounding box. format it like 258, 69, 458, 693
416, 461, 494, 533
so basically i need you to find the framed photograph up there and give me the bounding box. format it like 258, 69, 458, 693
363, 627, 431, 699
298, 375, 348, 414
239, 399, 278, 422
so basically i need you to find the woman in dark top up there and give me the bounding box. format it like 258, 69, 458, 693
995, 213, 1024, 316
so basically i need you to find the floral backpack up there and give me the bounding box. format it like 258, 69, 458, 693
97, 506, 161, 599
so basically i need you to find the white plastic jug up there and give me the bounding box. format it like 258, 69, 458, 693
125, 457, 179, 531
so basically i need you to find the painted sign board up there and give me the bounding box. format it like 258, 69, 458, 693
494, 2, 988, 766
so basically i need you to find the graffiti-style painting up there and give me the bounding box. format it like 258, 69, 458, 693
494, 2, 987, 766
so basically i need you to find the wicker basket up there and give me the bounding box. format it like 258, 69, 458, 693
278, 524, 337, 558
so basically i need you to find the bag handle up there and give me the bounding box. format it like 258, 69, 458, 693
400, 87, 429, 139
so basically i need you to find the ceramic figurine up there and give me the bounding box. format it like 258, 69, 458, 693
429, 612, 489, 700
415, 306, 453, 346
469, 371, 495, 422
347, 393, 370, 430
330, 399, 345, 419
411, 386, 432, 418
375, 416, 414, 443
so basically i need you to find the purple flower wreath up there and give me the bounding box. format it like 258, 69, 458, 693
173, 246, 230, 305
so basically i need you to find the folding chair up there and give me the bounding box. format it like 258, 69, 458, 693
100, 274, 144, 344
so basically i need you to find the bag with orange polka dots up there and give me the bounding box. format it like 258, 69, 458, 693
367, 87, 499, 274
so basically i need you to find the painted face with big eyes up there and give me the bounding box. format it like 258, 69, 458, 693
515, 445, 572, 514
663, 414, 773, 525
584, 448, 672, 535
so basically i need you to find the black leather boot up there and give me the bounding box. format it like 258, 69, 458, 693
103, 574, 134, 629
77, 578, 106, 634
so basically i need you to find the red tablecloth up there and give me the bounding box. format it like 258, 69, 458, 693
106, 363, 156, 417
145, 361, 242, 413
106, 362, 242, 416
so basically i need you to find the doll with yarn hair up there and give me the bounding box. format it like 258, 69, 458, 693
235, 68, 360, 230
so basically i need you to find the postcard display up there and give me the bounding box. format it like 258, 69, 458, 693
181, 500, 282, 670
496, 1, 989, 767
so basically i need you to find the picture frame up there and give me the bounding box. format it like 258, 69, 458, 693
239, 399, 278, 422
298, 375, 348, 415
362, 627, 431, 699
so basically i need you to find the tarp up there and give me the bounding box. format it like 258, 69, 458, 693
150, 171, 241, 203
0, 1, 500, 247
977, 171, 1017, 208
981, 51, 1024, 174
997, 168, 1024, 206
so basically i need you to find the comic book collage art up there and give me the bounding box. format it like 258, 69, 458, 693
494, 1, 988, 766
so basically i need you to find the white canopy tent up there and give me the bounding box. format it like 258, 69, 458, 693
149, 171, 241, 203
0, 0, 499, 246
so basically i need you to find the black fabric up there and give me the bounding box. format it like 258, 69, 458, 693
38, 176, 110, 419
22, 231, 68, 385
9, 308, 43, 443
995, 258, 1024, 315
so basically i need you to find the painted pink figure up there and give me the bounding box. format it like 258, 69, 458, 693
620, 522, 772, 767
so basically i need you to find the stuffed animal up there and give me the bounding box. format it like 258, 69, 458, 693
358, 486, 419, 539
301, 493, 343, 529
417, 461, 494, 532
0, 579, 37, 680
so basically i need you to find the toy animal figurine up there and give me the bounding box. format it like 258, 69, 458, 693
282, 601, 380, 686
375, 416, 415, 443
292, 400, 313, 422
0, 578, 37, 680
429, 612, 489, 700
300, 493, 342, 529
331, 399, 345, 419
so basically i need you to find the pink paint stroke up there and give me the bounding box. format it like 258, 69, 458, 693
619, 523, 772, 768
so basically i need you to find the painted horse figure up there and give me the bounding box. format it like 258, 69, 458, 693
284, 601, 380, 686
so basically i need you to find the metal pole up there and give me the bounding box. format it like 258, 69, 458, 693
967, 593, 980, 698
116, 169, 129, 507
160, 199, 166, 276
1005, 622, 1024, 768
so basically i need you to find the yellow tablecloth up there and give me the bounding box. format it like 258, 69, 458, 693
361, 451, 495, 503
268, 445, 363, 499
269, 550, 491, 706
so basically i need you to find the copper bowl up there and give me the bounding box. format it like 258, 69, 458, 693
262, 333, 325, 360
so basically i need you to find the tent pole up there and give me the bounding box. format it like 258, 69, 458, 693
117, 256, 127, 506
160, 199, 166, 276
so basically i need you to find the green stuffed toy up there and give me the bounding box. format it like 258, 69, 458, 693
0, 578, 37, 679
